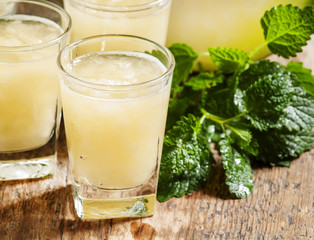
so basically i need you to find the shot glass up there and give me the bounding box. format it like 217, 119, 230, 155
0, 0, 71, 180
58, 35, 174, 219
64, 0, 172, 45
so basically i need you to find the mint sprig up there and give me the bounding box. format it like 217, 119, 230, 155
157, 4, 314, 201
252, 5, 314, 58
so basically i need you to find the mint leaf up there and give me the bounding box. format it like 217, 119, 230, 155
209, 47, 249, 74
286, 62, 314, 98
166, 97, 192, 130
236, 60, 294, 130
169, 43, 199, 95
261, 5, 314, 58
278, 86, 314, 131
185, 72, 223, 91
200, 118, 221, 143
166, 87, 202, 129
146, 50, 169, 66
218, 138, 254, 198
228, 125, 252, 144
254, 129, 314, 166
226, 124, 259, 157
157, 114, 215, 202
204, 86, 239, 119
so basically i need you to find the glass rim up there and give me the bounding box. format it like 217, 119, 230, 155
68, 0, 171, 13
57, 34, 175, 91
0, 0, 72, 52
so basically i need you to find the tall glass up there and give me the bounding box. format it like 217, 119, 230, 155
64, 0, 172, 45
0, 0, 71, 180
58, 35, 174, 219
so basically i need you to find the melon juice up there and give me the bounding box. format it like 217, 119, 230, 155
0, 0, 70, 181
0, 15, 63, 152
58, 35, 174, 219
61, 51, 170, 189
64, 0, 172, 44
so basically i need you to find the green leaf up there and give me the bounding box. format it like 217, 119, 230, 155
146, 49, 169, 67
261, 5, 314, 58
166, 87, 203, 130
185, 72, 223, 91
157, 114, 215, 202
200, 119, 221, 143
278, 86, 314, 131
202, 109, 259, 156
286, 62, 314, 98
204, 86, 239, 119
254, 129, 314, 166
236, 60, 294, 130
209, 47, 249, 74
226, 124, 252, 144
168, 43, 199, 95
226, 124, 259, 157
166, 97, 192, 130
218, 138, 254, 198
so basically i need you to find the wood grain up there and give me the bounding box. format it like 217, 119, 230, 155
1, 135, 312, 239
0, 6, 313, 239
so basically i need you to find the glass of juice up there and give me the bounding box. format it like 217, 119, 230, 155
166, 0, 313, 70
58, 34, 175, 219
0, 0, 71, 180
63, 0, 172, 45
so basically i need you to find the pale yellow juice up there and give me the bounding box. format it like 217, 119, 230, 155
0, 2, 15, 15
64, 0, 171, 44
0, 16, 62, 152
61, 51, 170, 189
166, 0, 312, 69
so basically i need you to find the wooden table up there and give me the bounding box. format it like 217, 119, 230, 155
0, 11, 313, 239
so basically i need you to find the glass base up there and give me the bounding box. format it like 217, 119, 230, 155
0, 133, 57, 181
71, 170, 159, 220
0, 156, 56, 181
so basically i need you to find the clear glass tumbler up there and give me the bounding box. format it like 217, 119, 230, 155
64, 0, 172, 45
58, 34, 174, 219
0, 0, 71, 180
